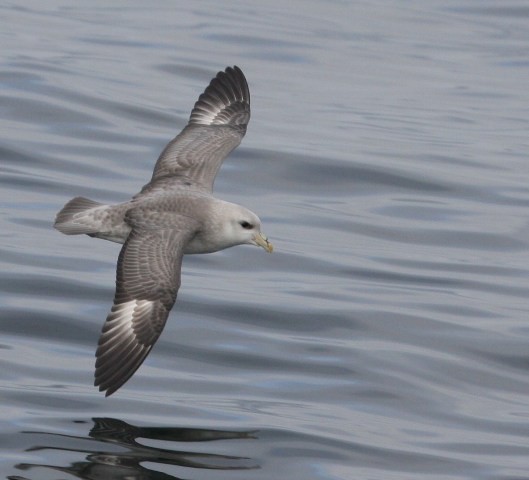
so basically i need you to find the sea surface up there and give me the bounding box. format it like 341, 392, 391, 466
2, 1, 529, 479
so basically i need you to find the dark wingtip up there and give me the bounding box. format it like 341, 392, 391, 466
189, 65, 250, 127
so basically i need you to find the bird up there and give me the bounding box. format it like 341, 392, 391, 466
54, 66, 273, 396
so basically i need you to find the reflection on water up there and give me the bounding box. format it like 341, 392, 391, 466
12, 418, 258, 480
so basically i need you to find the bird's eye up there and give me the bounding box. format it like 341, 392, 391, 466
240, 221, 253, 230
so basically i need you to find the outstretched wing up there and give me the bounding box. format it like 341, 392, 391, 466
151, 66, 250, 192
94, 209, 199, 396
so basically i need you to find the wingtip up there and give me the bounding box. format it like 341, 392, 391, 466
93, 298, 170, 397
189, 65, 250, 127
97, 386, 115, 397
95, 372, 120, 397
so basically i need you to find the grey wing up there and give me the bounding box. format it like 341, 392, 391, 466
94, 210, 198, 396
151, 66, 250, 192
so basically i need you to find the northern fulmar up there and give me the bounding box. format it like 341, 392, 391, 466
54, 66, 273, 396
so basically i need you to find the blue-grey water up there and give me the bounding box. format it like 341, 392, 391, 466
2, 1, 529, 479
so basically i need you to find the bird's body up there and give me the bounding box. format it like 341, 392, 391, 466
54, 66, 272, 396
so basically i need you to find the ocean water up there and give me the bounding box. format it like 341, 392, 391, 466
2, 1, 529, 479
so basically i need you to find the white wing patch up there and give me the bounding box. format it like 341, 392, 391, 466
101, 299, 154, 340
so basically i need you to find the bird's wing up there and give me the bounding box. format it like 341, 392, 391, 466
94, 209, 199, 396
150, 66, 250, 192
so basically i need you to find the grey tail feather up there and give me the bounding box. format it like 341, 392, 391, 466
54, 196, 105, 235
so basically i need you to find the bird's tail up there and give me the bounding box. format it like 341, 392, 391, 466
54, 196, 107, 235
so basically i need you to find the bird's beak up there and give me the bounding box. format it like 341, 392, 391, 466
253, 232, 273, 253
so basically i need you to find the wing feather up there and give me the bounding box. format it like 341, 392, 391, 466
94, 210, 199, 396
151, 66, 250, 192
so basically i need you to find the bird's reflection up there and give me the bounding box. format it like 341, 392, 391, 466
13, 417, 259, 479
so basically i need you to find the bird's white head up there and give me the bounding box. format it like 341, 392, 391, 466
212, 201, 273, 253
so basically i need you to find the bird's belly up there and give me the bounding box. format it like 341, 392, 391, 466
183, 235, 224, 255
89, 223, 131, 244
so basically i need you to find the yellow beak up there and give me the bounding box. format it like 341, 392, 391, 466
253, 232, 273, 253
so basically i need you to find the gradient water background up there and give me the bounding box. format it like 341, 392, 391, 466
1, 1, 529, 479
